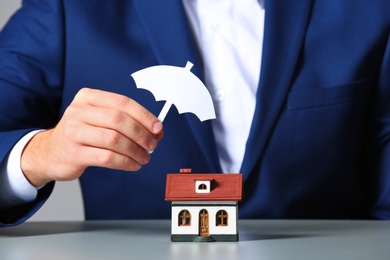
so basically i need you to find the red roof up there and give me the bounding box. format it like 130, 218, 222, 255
165, 172, 243, 201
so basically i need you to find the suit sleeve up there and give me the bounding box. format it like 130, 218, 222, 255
0, 0, 64, 226
367, 31, 390, 219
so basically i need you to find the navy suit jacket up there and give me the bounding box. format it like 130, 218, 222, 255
1, 0, 390, 226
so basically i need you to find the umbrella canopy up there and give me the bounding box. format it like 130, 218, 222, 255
131, 61, 216, 122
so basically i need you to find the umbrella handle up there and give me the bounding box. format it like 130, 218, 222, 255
148, 101, 172, 154
157, 101, 172, 122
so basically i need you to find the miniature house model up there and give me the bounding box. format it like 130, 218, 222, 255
165, 169, 243, 242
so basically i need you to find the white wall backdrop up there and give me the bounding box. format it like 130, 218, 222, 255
0, 0, 84, 221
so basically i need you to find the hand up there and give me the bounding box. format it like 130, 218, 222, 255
21, 88, 163, 187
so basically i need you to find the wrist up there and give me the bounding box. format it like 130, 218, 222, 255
21, 130, 52, 187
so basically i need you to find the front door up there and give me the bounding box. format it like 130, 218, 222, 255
199, 209, 209, 236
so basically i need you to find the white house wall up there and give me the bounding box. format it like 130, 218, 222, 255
171, 202, 238, 235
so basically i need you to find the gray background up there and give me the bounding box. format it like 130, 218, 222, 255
1, 0, 84, 221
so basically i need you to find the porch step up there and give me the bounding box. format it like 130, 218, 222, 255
192, 236, 216, 243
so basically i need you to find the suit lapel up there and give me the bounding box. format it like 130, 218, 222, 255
241, 0, 313, 178
132, 0, 198, 67
132, 0, 313, 176
132, 0, 221, 172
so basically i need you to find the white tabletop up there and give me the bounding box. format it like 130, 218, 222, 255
0, 220, 389, 260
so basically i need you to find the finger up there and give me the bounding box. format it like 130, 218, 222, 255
69, 104, 159, 151
71, 124, 151, 165
73, 88, 163, 135
75, 145, 144, 171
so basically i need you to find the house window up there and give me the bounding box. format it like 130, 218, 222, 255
198, 183, 207, 190
178, 210, 191, 226
195, 180, 211, 193
216, 210, 228, 226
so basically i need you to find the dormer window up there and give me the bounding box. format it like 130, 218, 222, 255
195, 180, 211, 193
198, 183, 207, 190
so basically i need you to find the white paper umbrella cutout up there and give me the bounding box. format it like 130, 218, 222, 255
131, 61, 216, 122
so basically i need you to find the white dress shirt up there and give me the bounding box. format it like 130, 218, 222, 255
0, 0, 265, 206
183, 0, 265, 173
0, 130, 42, 208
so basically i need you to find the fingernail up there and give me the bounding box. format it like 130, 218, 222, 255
134, 163, 142, 170
152, 121, 162, 133
148, 138, 157, 150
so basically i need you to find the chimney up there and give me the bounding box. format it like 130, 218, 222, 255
180, 168, 192, 174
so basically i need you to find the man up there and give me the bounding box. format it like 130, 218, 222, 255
1, 0, 390, 226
